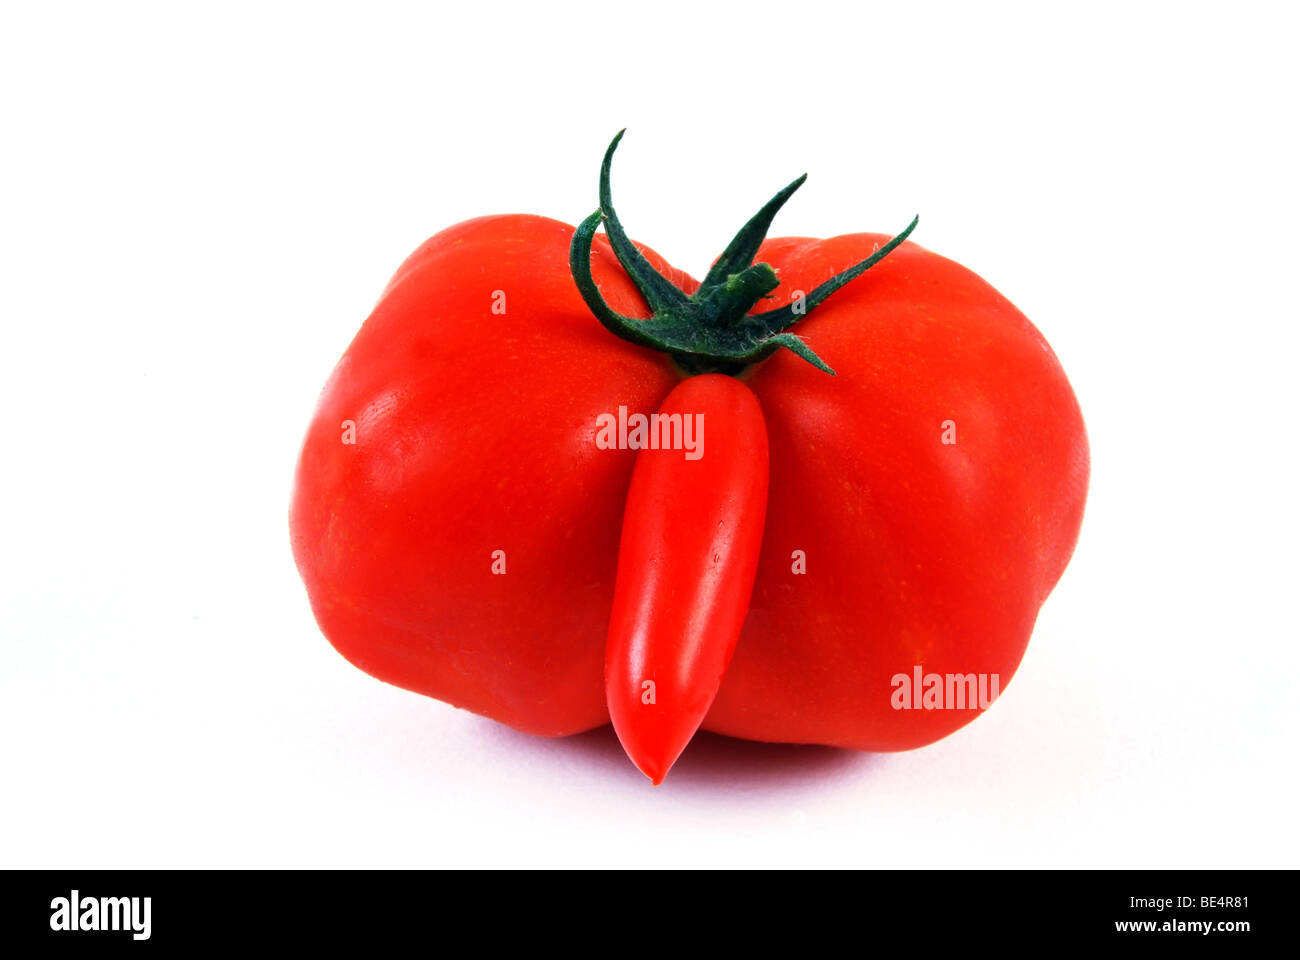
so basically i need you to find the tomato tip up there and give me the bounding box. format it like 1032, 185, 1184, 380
635, 758, 669, 786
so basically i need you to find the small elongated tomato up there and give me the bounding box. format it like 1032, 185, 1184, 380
605, 374, 769, 784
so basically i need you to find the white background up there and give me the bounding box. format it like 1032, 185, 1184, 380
2, 1, 1296, 868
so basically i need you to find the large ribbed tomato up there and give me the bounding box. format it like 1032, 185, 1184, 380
290, 132, 1088, 781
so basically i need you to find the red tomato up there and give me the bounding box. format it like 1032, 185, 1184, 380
291, 214, 683, 737
290, 134, 1088, 778
605, 374, 769, 784
716, 231, 1088, 751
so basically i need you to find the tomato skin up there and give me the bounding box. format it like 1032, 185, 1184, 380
291, 216, 1088, 753
290, 215, 688, 736
605, 374, 769, 783
705, 233, 1090, 750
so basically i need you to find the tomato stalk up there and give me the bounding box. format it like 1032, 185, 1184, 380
570, 129, 918, 377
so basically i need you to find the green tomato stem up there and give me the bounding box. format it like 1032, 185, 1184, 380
568, 129, 919, 376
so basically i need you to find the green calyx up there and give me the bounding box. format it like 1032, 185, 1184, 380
569, 129, 918, 376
